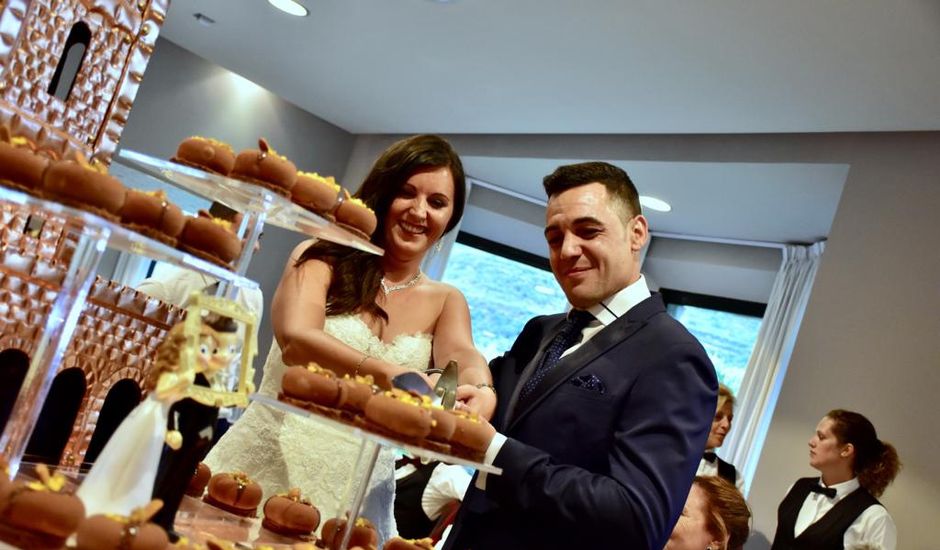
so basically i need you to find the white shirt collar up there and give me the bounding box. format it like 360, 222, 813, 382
585, 275, 651, 326
821, 476, 861, 499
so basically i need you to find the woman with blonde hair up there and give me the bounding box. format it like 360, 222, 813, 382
697, 384, 742, 490
771, 409, 901, 549
665, 476, 751, 550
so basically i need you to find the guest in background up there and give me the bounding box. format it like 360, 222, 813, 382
665, 476, 751, 550
697, 384, 743, 490
771, 409, 900, 550
394, 457, 472, 541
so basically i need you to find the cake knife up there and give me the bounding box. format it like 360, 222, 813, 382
430, 360, 459, 410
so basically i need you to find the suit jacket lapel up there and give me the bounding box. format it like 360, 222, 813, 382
500, 315, 565, 432
506, 294, 665, 432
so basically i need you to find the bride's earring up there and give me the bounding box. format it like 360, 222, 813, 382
434, 240, 443, 253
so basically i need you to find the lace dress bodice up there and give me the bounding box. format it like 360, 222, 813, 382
204, 314, 432, 543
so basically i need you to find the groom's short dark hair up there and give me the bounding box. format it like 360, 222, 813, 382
543, 161, 642, 221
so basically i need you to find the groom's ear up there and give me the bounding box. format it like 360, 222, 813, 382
628, 214, 649, 253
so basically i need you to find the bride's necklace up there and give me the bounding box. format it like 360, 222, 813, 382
380, 271, 423, 295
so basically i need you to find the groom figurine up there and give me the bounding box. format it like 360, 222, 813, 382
445, 162, 718, 550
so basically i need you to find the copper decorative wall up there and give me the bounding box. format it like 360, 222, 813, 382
0, 202, 184, 468
0, 0, 170, 164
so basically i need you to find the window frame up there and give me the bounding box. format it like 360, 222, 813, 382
659, 288, 767, 318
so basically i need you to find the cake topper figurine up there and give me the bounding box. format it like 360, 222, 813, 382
151, 292, 257, 535
76, 293, 258, 519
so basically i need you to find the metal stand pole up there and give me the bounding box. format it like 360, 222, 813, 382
338, 440, 381, 550
0, 219, 108, 477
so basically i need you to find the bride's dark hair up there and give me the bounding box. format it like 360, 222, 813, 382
296, 135, 465, 322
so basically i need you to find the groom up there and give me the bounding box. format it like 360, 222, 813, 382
445, 162, 718, 550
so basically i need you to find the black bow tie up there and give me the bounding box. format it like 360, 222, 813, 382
703, 451, 718, 463
809, 484, 837, 499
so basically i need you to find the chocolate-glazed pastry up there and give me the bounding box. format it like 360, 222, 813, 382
203, 472, 263, 517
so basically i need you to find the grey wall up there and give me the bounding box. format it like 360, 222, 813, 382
347, 131, 940, 548
117, 39, 355, 377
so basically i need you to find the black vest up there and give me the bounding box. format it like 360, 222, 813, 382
394, 460, 439, 539
715, 457, 737, 486
771, 477, 880, 550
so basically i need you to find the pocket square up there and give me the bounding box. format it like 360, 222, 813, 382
569, 374, 606, 394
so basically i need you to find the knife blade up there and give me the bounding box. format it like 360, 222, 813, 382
431, 360, 459, 409
390, 371, 433, 396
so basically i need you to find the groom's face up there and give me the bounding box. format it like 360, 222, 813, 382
545, 182, 646, 309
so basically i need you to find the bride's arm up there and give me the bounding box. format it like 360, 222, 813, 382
433, 286, 496, 419
272, 241, 411, 389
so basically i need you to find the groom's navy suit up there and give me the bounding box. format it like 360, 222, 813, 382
445, 293, 717, 550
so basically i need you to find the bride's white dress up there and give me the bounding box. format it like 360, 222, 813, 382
204, 314, 432, 543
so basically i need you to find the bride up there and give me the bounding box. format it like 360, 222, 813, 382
204, 135, 495, 543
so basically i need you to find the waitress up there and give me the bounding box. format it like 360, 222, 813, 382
771, 409, 900, 549
697, 384, 743, 490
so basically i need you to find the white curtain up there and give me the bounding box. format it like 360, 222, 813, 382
421, 180, 473, 280
721, 242, 826, 495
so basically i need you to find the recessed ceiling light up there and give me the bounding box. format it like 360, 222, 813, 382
640, 195, 672, 213
268, 0, 308, 16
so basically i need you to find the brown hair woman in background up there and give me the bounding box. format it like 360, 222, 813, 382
771, 409, 901, 550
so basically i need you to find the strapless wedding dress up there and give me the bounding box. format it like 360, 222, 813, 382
204, 314, 432, 543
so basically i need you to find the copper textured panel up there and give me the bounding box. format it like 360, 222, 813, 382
0, 0, 170, 164
0, 202, 185, 468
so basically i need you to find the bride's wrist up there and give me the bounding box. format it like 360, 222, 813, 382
357, 356, 397, 388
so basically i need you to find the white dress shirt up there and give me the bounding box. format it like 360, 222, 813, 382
476, 276, 651, 490
136, 268, 263, 320
793, 477, 897, 550
395, 462, 473, 520
695, 450, 744, 491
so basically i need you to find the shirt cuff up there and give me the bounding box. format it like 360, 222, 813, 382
474, 432, 507, 491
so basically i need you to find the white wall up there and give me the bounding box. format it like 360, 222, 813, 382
743, 134, 940, 549
347, 131, 940, 548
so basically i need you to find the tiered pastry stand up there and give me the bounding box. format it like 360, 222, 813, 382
112, 153, 502, 549
1, 154, 496, 549
1, 149, 382, 478
169, 397, 501, 549
250, 396, 501, 549
0, 184, 257, 478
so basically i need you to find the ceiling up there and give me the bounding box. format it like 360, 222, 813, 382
157, 0, 938, 245
163, 0, 940, 135
462, 157, 848, 244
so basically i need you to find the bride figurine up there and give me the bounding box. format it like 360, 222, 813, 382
77, 319, 221, 516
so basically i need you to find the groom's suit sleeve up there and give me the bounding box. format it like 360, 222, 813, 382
485, 335, 716, 549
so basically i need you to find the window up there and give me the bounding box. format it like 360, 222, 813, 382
660, 289, 765, 394
48, 22, 91, 102
441, 233, 569, 361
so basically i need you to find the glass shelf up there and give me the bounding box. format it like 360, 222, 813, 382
116, 150, 383, 256
250, 394, 502, 476
0, 185, 258, 291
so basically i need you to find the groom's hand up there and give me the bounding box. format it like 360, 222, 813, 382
456, 384, 498, 421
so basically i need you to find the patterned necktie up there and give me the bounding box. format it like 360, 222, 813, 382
520, 309, 594, 400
